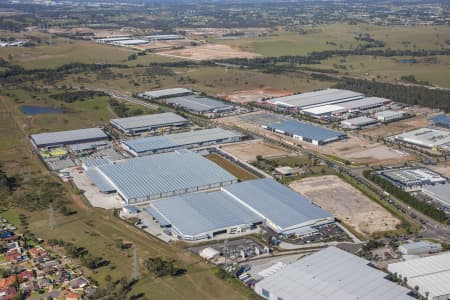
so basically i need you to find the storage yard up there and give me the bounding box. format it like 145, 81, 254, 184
220, 140, 293, 162
289, 175, 400, 236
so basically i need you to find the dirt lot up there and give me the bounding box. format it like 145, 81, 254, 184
321, 134, 413, 165
428, 161, 450, 178
217, 88, 292, 103
158, 43, 261, 60
206, 154, 256, 180
220, 140, 293, 162
290, 175, 400, 236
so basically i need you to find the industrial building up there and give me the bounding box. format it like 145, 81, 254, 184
263, 120, 346, 145
398, 241, 443, 255
255, 246, 413, 300
30, 128, 108, 149
421, 183, 450, 211
338, 96, 391, 112
341, 116, 378, 129
267, 89, 363, 109
394, 128, 450, 151
110, 112, 189, 135
146, 191, 262, 241
146, 178, 334, 240
378, 168, 447, 190
300, 105, 347, 119
139, 88, 193, 100
165, 96, 235, 114
141, 34, 184, 41
431, 114, 450, 129
86, 150, 237, 204
122, 128, 243, 156
374, 110, 407, 122
222, 178, 334, 234
388, 252, 450, 300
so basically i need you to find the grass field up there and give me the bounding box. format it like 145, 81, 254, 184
214, 24, 450, 57
206, 154, 257, 181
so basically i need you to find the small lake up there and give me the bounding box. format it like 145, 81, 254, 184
21, 105, 64, 115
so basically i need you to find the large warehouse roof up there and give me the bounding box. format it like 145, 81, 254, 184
110, 112, 188, 132
265, 120, 346, 143
123, 128, 242, 155
268, 89, 363, 109
165, 96, 234, 112
91, 150, 237, 203
222, 178, 333, 233
140, 88, 192, 99
255, 247, 413, 300
30, 128, 108, 148
147, 191, 262, 238
422, 183, 450, 208
388, 252, 450, 300
338, 97, 391, 110
394, 128, 450, 149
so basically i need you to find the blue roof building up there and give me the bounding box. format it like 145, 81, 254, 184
431, 114, 450, 129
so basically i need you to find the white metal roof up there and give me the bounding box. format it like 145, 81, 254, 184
338, 97, 391, 110
395, 128, 450, 149
255, 247, 413, 300
110, 112, 188, 131
421, 183, 450, 208
375, 110, 406, 118
301, 104, 347, 115
141, 88, 193, 99
388, 252, 450, 299
30, 128, 107, 147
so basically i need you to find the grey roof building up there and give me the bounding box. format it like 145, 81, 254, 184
378, 168, 447, 190
341, 116, 378, 129
263, 120, 346, 145
30, 128, 108, 149
268, 89, 363, 109
421, 183, 450, 210
222, 178, 334, 233
338, 96, 391, 111
394, 127, 450, 150
165, 96, 234, 114
139, 88, 193, 100
110, 112, 188, 134
87, 150, 237, 204
147, 191, 262, 241
122, 128, 243, 156
255, 246, 413, 300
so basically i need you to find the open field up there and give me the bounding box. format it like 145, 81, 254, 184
206, 154, 257, 180
220, 140, 293, 162
158, 43, 261, 60
290, 175, 401, 236
215, 25, 450, 57
428, 161, 450, 179
217, 88, 292, 103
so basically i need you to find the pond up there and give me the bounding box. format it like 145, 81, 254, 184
21, 105, 64, 115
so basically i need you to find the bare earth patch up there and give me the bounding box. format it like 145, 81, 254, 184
290, 175, 400, 236
158, 43, 261, 60
217, 88, 292, 103
220, 140, 293, 162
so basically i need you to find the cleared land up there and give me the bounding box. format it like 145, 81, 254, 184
217, 88, 292, 103
158, 44, 261, 60
220, 140, 292, 162
206, 154, 257, 180
290, 175, 400, 236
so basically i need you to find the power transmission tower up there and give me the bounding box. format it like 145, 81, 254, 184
132, 247, 140, 280
49, 204, 56, 230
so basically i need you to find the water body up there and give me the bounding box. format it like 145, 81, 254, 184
21, 105, 64, 115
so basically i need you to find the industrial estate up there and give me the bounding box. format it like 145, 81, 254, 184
1, 1, 450, 299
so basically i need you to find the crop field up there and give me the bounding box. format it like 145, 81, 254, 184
290, 175, 401, 237
206, 154, 257, 180
215, 24, 450, 57
220, 140, 293, 162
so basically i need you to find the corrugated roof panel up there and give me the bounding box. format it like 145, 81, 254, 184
110, 112, 187, 131
141, 88, 192, 99
265, 120, 346, 142
86, 169, 116, 193
223, 178, 333, 232
30, 128, 107, 147
268, 89, 363, 108
166, 96, 233, 112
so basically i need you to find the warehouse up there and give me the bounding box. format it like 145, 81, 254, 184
267, 89, 363, 109
122, 128, 243, 156
388, 252, 450, 300
86, 150, 237, 204
111, 39, 149, 45
110, 112, 188, 135
374, 110, 407, 123
146, 191, 262, 241
378, 168, 447, 190
142, 34, 184, 41
139, 88, 193, 100
394, 128, 450, 150
300, 105, 347, 119
30, 128, 108, 149
222, 178, 334, 234
398, 241, 442, 255
421, 183, 450, 211
341, 116, 378, 129
263, 120, 346, 145
431, 114, 450, 129
165, 96, 235, 114
255, 246, 413, 300
338, 96, 391, 112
